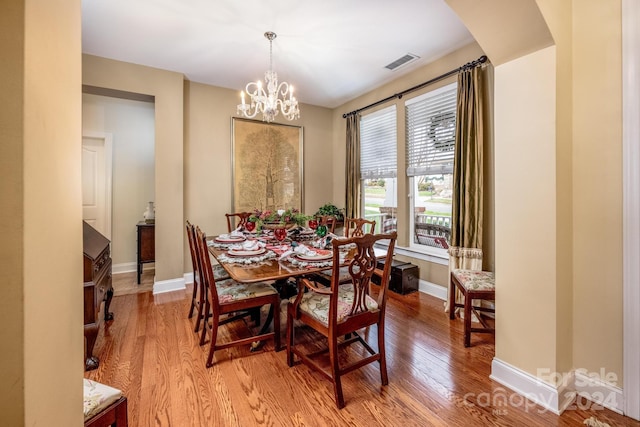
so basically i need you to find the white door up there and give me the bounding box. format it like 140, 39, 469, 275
82, 132, 113, 239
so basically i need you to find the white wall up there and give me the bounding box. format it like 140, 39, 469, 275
82, 94, 155, 269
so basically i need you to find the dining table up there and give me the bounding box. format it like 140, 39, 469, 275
206, 229, 388, 350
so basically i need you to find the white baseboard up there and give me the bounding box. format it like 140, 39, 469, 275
153, 276, 186, 295
418, 279, 447, 300
574, 369, 624, 414
184, 272, 194, 285
113, 262, 155, 274
112, 262, 137, 274
490, 358, 575, 415
490, 359, 624, 416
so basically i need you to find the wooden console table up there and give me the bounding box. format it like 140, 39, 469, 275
83, 221, 114, 371
136, 222, 155, 284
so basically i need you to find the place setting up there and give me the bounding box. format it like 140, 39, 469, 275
217, 239, 277, 265
279, 243, 339, 268
207, 229, 247, 248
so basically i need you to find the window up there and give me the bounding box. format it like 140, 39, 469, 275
360, 105, 397, 234
405, 83, 457, 254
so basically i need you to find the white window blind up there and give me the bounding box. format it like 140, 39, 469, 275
360, 105, 397, 179
406, 83, 457, 176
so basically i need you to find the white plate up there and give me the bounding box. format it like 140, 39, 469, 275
215, 235, 246, 243
227, 247, 266, 257
296, 251, 332, 261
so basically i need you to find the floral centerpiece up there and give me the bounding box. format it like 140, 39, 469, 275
248, 208, 311, 231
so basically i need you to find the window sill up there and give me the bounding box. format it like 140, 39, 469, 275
374, 241, 449, 266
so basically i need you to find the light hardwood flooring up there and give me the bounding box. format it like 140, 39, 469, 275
112, 269, 155, 296
86, 281, 639, 427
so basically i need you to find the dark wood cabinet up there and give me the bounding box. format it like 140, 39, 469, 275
83, 221, 114, 371
136, 222, 155, 284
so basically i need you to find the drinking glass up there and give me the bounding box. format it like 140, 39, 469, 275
308, 219, 318, 231
274, 227, 287, 245
316, 224, 328, 238
244, 221, 256, 232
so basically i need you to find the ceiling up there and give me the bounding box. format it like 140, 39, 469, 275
81, 0, 474, 109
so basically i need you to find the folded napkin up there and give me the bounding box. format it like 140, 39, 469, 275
313, 234, 336, 250
279, 243, 317, 260
229, 240, 264, 251
230, 227, 244, 237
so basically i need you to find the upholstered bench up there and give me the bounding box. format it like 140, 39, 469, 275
83, 379, 128, 427
449, 269, 495, 347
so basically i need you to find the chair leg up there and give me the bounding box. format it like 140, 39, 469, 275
199, 297, 211, 346
328, 335, 345, 409
205, 314, 220, 368
378, 323, 388, 386
463, 291, 472, 348
272, 299, 281, 351
188, 279, 197, 319
286, 306, 295, 366
194, 281, 206, 333
449, 278, 456, 319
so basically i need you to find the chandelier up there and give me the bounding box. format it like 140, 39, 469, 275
237, 31, 300, 123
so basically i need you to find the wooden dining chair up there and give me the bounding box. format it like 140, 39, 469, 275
287, 231, 397, 408
315, 217, 378, 286
344, 217, 376, 238
195, 227, 281, 367
225, 212, 251, 232
186, 221, 230, 333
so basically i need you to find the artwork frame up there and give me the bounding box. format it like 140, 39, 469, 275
231, 117, 304, 214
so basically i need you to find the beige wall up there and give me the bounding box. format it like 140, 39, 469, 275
537, 0, 575, 379
0, 0, 84, 425
331, 41, 494, 288
570, 0, 623, 383
82, 94, 156, 268
183, 81, 333, 272
494, 46, 558, 373
83, 55, 184, 282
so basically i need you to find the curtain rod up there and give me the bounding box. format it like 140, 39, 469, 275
342, 55, 488, 118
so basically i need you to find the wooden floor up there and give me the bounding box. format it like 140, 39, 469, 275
87, 273, 639, 427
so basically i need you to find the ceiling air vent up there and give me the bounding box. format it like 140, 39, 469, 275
385, 53, 420, 71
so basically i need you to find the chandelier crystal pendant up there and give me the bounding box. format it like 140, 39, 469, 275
237, 31, 300, 123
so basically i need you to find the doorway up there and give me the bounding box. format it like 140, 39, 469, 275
82, 92, 155, 276
82, 132, 113, 238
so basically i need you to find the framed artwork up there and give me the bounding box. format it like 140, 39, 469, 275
231, 117, 304, 214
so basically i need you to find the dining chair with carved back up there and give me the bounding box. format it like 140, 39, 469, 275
186, 221, 230, 333
195, 226, 281, 367
286, 231, 397, 408
315, 217, 377, 286
225, 212, 251, 233
343, 217, 376, 238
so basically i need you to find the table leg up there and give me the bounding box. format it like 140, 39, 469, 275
250, 278, 294, 352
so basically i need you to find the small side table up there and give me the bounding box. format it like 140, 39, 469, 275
136, 222, 155, 284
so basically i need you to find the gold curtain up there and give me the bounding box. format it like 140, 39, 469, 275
446, 66, 485, 311
345, 114, 361, 219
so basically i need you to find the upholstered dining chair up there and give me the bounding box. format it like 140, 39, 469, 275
225, 212, 251, 232
344, 217, 376, 238
195, 227, 281, 367
186, 221, 229, 333
315, 217, 377, 285
287, 231, 397, 408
